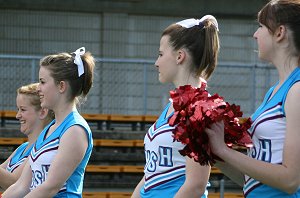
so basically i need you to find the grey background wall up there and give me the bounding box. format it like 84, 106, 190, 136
0, 0, 276, 116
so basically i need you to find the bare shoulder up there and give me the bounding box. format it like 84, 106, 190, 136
286, 81, 300, 105
60, 125, 89, 145
289, 81, 300, 92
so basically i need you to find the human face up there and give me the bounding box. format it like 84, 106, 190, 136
154, 35, 178, 84
38, 66, 60, 110
16, 94, 40, 136
253, 23, 274, 62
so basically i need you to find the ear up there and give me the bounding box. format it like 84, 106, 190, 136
176, 49, 186, 65
58, 81, 67, 94
39, 107, 49, 120
275, 25, 286, 42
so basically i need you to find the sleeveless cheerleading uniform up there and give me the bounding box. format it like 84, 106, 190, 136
29, 111, 93, 198
6, 142, 33, 173
141, 102, 208, 198
244, 67, 300, 197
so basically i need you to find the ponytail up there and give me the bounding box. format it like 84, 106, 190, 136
199, 19, 219, 79
162, 15, 220, 79
40, 48, 95, 102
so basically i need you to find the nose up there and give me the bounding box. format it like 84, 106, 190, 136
154, 59, 159, 68
16, 110, 21, 119
37, 83, 41, 91
253, 29, 258, 39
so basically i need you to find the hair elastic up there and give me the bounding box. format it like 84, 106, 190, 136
176, 15, 219, 31
73, 47, 85, 77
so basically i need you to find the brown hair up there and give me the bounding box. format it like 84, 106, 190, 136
162, 18, 220, 79
17, 83, 54, 125
258, 0, 300, 52
40, 50, 95, 102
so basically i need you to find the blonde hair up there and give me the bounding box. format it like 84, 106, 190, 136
17, 83, 54, 125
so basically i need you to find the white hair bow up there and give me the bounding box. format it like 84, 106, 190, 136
176, 15, 219, 31
73, 47, 85, 77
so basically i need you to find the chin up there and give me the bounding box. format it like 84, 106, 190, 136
158, 77, 168, 84
257, 53, 269, 62
20, 130, 27, 135
41, 103, 49, 109
259, 56, 269, 63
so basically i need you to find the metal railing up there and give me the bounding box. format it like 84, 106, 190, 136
0, 54, 276, 116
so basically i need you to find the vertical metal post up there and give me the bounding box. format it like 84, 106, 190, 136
143, 63, 147, 115
251, 65, 257, 113
31, 59, 36, 83
219, 178, 225, 198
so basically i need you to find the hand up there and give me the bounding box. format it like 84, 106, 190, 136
205, 121, 228, 156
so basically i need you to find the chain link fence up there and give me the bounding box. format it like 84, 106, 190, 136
0, 54, 277, 117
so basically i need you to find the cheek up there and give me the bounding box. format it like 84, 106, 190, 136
258, 37, 264, 46
163, 66, 176, 82
166, 63, 176, 74
257, 34, 268, 47
44, 86, 54, 96
256, 38, 264, 51
161, 65, 172, 77
27, 111, 38, 119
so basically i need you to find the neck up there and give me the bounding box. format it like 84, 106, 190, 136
173, 70, 200, 88
53, 102, 76, 125
272, 54, 299, 83
27, 125, 45, 144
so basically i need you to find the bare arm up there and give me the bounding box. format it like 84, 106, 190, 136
0, 149, 28, 190
206, 82, 300, 194
24, 125, 89, 198
0, 160, 27, 190
214, 160, 244, 187
2, 159, 32, 198
0, 151, 13, 169
131, 175, 145, 198
174, 157, 210, 198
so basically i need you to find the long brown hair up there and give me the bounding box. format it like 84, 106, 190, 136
40, 50, 95, 102
162, 18, 220, 79
258, 0, 300, 53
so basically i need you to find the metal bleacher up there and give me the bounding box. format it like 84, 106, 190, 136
0, 110, 244, 197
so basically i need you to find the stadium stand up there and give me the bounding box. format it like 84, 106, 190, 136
0, 111, 243, 197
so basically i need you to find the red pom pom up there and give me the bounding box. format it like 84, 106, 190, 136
168, 84, 252, 165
